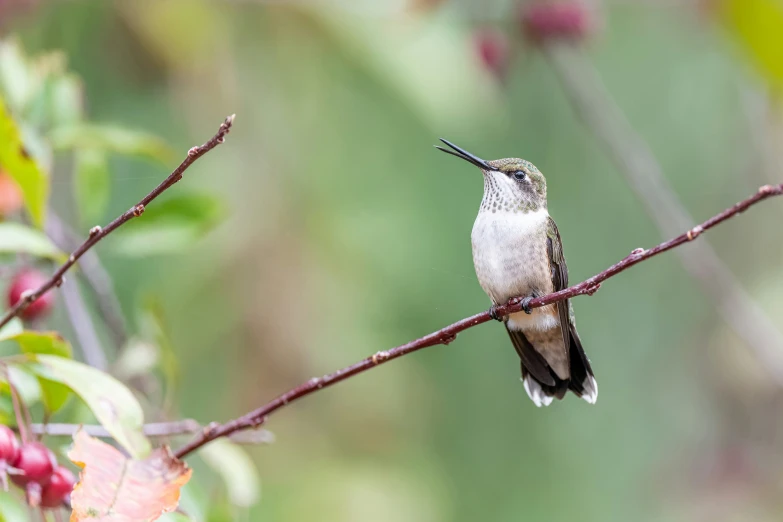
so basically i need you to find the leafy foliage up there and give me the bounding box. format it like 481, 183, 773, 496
112, 193, 225, 256
719, 0, 783, 92
0, 35, 239, 518
0, 329, 74, 414
49, 124, 174, 163
200, 439, 261, 508
74, 148, 110, 225
0, 222, 64, 260
0, 97, 48, 228
30, 356, 151, 458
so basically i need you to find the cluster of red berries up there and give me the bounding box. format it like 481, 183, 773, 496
6, 269, 53, 321
475, 1, 593, 80
0, 426, 75, 508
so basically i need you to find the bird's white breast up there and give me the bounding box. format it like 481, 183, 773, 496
471, 207, 552, 315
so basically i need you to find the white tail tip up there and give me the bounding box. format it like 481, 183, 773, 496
522, 376, 554, 407
580, 376, 598, 404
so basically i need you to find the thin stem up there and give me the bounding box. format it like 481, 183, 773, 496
5, 367, 29, 443
47, 212, 128, 349
59, 277, 108, 370
32, 420, 200, 438
29, 420, 274, 444
0, 115, 236, 330
174, 182, 783, 459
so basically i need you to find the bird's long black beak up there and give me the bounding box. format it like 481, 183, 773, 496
435, 139, 494, 170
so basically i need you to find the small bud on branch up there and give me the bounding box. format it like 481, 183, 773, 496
0, 115, 235, 330
173, 182, 783, 459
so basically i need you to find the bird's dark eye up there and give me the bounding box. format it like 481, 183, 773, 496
512, 170, 526, 181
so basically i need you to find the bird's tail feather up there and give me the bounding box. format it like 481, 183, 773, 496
506, 326, 597, 407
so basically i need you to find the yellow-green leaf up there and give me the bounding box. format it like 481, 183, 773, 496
31, 355, 151, 458
49, 123, 173, 163
0, 222, 64, 260
200, 439, 261, 508
1, 331, 72, 357
0, 331, 74, 415
0, 96, 48, 227
74, 148, 110, 224
112, 193, 224, 256
0, 489, 27, 522
0, 318, 23, 341
36, 375, 72, 414
719, 0, 783, 91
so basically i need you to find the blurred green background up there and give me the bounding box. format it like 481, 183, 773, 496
5, 0, 783, 520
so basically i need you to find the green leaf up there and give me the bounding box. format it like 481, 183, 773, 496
0, 331, 74, 414
49, 124, 174, 163
0, 222, 64, 260
2, 365, 73, 415
0, 97, 49, 227
4, 366, 41, 406
36, 375, 72, 414
200, 439, 261, 508
47, 73, 83, 129
0, 331, 73, 357
30, 355, 151, 458
112, 193, 224, 256
0, 39, 35, 113
74, 148, 110, 224
0, 490, 27, 522
0, 319, 23, 341
0, 395, 13, 426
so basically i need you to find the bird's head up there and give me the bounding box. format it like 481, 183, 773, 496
436, 139, 547, 212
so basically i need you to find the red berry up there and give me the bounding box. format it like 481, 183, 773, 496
0, 426, 20, 492
10, 442, 56, 507
40, 466, 75, 508
474, 29, 510, 81
0, 426, 19, 464
10, 442, 55, 487
519, 2, 593, 43
7, 269, 53, 321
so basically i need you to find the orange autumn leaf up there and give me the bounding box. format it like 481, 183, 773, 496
68, 430, 192, 522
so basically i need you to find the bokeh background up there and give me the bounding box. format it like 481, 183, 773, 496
4, 0, 783, 520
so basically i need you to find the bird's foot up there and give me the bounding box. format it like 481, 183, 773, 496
520, 296, 535, 315
488, 305, 504, 322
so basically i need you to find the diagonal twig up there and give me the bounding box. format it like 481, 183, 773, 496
542, 42, 783, 384
0, 115, 235, 331
174, 182, 783, 459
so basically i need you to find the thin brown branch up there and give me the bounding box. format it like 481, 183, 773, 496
542, 42, 783, 384
0, 115, 235, 331
174, 183, 783, 459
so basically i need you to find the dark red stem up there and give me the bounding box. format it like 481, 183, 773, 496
174, 183, 783, 459
0, 115, 235, 331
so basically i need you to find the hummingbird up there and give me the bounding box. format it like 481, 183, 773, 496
436, 139, 597, 407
